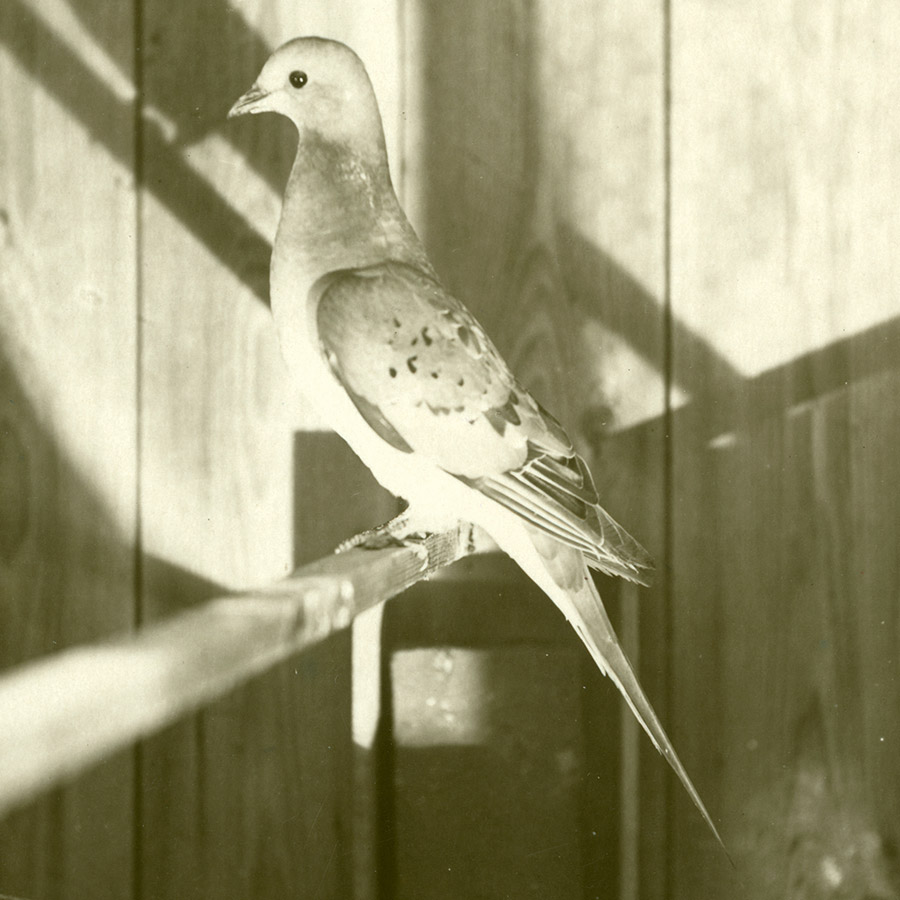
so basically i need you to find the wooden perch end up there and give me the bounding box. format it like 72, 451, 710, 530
0, 524, 476, 821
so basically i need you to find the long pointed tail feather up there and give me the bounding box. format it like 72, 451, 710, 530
509, 525, 729, 857
563, 573, 729, 855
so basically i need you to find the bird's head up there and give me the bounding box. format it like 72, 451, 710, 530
228, 37, 385, 153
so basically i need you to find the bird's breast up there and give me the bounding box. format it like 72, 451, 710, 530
269, 256, 447, 510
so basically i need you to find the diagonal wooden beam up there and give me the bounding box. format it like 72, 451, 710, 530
0, 526, 475, 820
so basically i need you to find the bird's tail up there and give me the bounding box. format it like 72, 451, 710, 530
510, 525, 727, 853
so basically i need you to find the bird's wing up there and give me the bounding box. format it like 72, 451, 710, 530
314, 261, 653, 584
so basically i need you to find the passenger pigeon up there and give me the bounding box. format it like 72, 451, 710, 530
229, 36, 724, 847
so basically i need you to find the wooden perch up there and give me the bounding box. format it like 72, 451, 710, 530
0, 526, 474, 820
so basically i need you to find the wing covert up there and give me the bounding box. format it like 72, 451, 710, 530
314, 261, 653, 583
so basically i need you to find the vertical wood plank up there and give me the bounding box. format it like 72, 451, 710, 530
402, 1, 668, 896
528, 4, 669, 896
136, 4, 401, 898
293, 435, 396, 900
670, 0, 900, 896
137, 0, 298, 885
0, 1, 138, 897
397, 5, 590, 896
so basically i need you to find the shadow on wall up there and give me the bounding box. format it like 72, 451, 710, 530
0, 347, 133, 669
375, 572, 626, 900
4, 0, 896, 442
408, 0, 900, 449
6, 2, 900, 895
0, 334, 232, 898
63, 0, 283, 175
1, 0, 287, 304
0, 325, 232, 660
409, 2, 900, 897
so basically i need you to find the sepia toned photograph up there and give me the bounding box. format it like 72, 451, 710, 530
1, 1, 898, 897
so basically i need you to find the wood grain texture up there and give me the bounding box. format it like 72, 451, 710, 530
137, 4, 296, 895
136, 4, 404, 898
529, 5, 671, 897
399, 2, 670, 896
0, 1, 138, 897
669, 1, 900, 896
402, 0, 533, 339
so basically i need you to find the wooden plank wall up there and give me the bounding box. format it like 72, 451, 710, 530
404, 0, 900, 898
400, 0, 671, 897
135, 3, 402, 899
0, 2, 400, 899
2, 1, 900, 898
667, 1, 900, 897
0, 2, 138, 897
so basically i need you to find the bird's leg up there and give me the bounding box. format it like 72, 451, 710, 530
334, 511, 428, 553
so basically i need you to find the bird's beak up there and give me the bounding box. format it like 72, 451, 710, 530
228, 83, 270, 119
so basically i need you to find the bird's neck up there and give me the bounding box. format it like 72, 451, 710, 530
274, 129, 430, 288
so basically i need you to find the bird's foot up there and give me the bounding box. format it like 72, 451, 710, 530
335, 514, 429, 553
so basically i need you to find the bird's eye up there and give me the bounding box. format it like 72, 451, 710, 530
289, 70, 308, 89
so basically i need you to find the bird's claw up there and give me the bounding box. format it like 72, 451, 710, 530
335, 517, 430, 553
336, 531, 402, 552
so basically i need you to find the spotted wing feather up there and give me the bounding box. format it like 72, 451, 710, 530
314, 261, 653, 583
